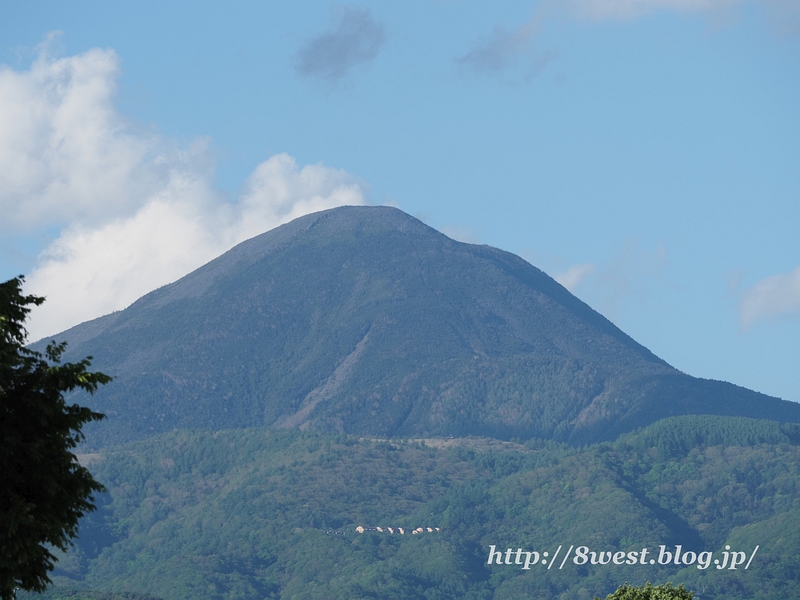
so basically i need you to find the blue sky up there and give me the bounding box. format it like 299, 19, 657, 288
1, 0, 798, 402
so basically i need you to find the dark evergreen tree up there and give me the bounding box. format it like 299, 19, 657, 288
1, 277, 110, 599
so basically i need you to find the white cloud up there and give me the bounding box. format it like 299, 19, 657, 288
558, 0, 799, 31
550, 242, 670, 319
526, 242, 669, 314
559, 0, 743, 21
740, 266, 800, 329
2, 41, 367, 342
555, 263, 596, 292
26, 185, 221, 340
0, 37, 164, 230
234, 154, 365, 244
25, 152, 368, 342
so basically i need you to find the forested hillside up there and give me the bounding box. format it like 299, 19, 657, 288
20, 207, 800, 599
24, 415, 800, 600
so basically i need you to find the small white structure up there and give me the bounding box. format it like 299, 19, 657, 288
355, 525, 439, 535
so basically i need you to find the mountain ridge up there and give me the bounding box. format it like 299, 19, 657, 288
35, 205, 800, 448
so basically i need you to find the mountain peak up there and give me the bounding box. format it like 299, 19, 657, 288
44, 206, 800, 448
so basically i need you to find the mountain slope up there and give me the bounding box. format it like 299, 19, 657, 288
40, 206, 800, 447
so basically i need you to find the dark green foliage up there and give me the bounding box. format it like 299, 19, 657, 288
1, 277, 111, 599
616, 415, 798, 460
595, 582, 694, 599
35, 207, 800, 450
24, 416, 800, 599
672, 508, 800, 600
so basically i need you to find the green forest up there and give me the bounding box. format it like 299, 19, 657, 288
20, 415, 800, 599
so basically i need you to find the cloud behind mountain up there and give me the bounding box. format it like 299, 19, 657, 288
0, 40, 367, 341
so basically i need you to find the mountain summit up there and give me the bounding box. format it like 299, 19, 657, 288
45, 206, 800, 447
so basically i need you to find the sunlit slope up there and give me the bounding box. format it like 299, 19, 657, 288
42, 206, 800, 447
31, 419, 800, 600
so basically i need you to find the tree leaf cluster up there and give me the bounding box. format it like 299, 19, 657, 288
1, 278, 110, 598
595, 581, 693, 599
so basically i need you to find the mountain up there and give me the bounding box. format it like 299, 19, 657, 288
39, 205, 800, 448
